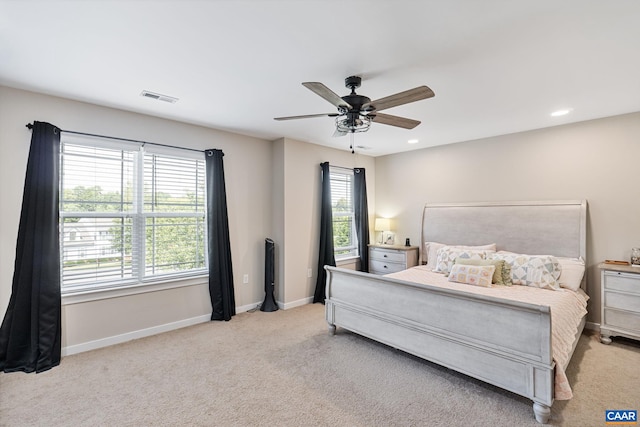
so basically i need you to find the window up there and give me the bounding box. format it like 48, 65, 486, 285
60, 134, 207, 292
330, 167, 358, 260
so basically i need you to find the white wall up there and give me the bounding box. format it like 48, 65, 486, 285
0, 86, 273, 352
0, 85, 378, 354
374, 111, 640, 324
273, 137, 375, 307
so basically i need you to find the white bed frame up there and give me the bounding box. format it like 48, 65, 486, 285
325, 200, 587, 424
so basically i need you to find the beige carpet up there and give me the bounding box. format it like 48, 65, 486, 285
1, 303, 639, 426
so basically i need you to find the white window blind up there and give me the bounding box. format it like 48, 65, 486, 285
329, 167, 358, 259
60, 135, 207, 292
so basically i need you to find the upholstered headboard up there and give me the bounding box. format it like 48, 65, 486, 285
420, 199, 587, 266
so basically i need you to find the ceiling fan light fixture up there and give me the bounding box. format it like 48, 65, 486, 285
336, 114, 371, 133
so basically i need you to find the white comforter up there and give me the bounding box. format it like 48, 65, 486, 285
386, 265, 589, 400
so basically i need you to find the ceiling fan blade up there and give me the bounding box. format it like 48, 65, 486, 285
371, 112, 421, 129
274, 113, 338, 121
364, 85, 434, 112
302, 82, 352, 109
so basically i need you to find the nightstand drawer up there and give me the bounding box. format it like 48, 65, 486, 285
600, 263, 640, 343
604, 291, 640, 312
603, 271, 640, 295
604, 308, 640, 332
370, 259, 405, 274
369, 248, 406, 263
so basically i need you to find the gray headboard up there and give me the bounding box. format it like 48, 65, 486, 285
421, 199, 587, 263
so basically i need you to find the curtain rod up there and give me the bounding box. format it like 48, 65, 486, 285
325, 164, 357, 172
25, 123, 203, 153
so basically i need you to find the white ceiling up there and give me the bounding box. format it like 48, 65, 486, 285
1, 1, 639, 157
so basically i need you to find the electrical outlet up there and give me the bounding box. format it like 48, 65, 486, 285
243, 274, 249, 284
307, 268, 312, 278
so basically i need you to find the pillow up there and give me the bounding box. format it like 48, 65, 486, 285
448, 264, 495, 287
435, 247, 490, 275
557, 257, 586, 291
454, 257, 511, 285
425, 241, 496, 269
490, 252, 561, 290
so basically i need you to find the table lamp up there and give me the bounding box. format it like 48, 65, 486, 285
374, 218, 391, 244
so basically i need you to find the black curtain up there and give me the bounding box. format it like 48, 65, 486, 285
313, 162, 335, 303
205, 149, 235, 321
0, 121, 61, 373
353, 168, 370, 272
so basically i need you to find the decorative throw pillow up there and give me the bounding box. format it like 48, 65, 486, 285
448, 264, 495, 287
501, 262, 513, 286
490, 252, 561, 290
556, 257, 586, 291
435, 247, 489, 275
454, 258, 507, 285
425, 242, 496, 269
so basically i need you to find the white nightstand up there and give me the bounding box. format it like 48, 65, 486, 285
369, 245, 419, 275
599, 263, 640, 344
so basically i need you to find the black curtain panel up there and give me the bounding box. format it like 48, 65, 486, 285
313, 162, 336, 303
0, 121, 62, 373
205, 149, 236, 321
354, 168, 370, 273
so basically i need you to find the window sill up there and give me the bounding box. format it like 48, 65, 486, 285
336, 256, 360, 266
61, 274, 209, 306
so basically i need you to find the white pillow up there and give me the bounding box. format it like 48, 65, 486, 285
557, 257, 586, 291
435, 247, 490, 275
490, 251, 561, 290
448, 264, 495, 287
425, 241, 496, 269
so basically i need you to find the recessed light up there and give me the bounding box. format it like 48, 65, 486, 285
551, 109, 572, 117
408, 139, 419, 144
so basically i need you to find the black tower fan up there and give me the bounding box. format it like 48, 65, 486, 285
260, 238, 278, 312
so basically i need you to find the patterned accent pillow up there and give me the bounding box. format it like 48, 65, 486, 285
490, 252, 561, 290
425, 242, 496, 269
454, 258, 509, 285
435, 247, 489, 275
501, 262, 513, 286
448, 264, 495, 287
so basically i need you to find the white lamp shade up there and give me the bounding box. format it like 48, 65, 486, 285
374, 218, 391, 232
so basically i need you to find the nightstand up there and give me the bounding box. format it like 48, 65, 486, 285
369, 245, 419, 275
599, 263, 640, 344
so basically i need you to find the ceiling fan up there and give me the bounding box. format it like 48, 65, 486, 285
274, 76, 435, 137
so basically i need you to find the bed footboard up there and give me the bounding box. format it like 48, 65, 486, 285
325, 266, 555, 423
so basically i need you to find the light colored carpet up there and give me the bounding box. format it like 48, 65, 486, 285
1, 303, 639, 426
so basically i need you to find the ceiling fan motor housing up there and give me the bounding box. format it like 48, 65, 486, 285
345, 75, 362, 90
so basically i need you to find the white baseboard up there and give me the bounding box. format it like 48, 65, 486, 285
62, 313, 211, 356
236, 302, 262, 313
62, 299, 312, 356
585, 321, 600, 332
282, 296, 313, 310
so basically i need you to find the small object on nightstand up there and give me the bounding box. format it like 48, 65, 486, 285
605, 260, 630, 265
599, 262, 640, 345
405, 238, 410, 246
631, 247, 640, 267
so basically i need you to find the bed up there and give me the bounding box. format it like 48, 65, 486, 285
324, 200, 588, 424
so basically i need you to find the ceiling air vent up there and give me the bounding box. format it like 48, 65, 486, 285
140, 90, 179, 104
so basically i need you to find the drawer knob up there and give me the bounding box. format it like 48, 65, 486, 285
383, 265, 388, 268
383, 254, 388, 258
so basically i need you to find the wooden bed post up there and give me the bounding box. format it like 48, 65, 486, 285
533, 403, 551, 424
